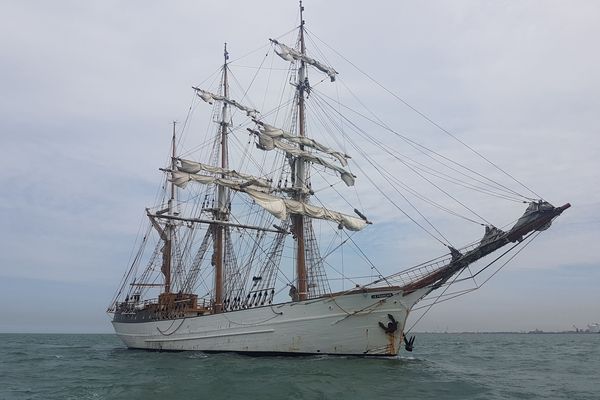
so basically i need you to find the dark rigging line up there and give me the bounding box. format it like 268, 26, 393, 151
309, 101, 457, 244
404, 267, 468, 334
406, 230, 540, 332
226, 26, 297, 65
311, 94, 493, 226
304, 98, 450, 246
315, 88, 529, 201
329, 80, 527, 203
307, 93, 490, 225
305, 99, 451, 244
307, 28, 543, 200
343, 231, 391, 286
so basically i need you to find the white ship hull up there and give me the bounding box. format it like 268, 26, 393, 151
113, 289, 425, 356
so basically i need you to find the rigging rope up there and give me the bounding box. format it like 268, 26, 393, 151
313, 89, 527, 203
326, 82, 527, 203
306, 28, 542, 201
310, 103, 453, 245
312, 93, 494, 226
405, 230, 541, 333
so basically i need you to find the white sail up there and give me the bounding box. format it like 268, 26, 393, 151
270, 39, 338, 82
177, 159, 270, 188
170, 172, 363, 230
244, 189, 288, 219
170, 171, 269, 193
251, 130, 355, 186
304, 152, 355, 187
256, 121, 350, 166
193, 88, 259, 118
245, 189, 367, 231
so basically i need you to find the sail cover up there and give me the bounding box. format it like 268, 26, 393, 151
510, 201, 556, 233
245, 189, 367, 231
270, 39, 338, 82
193, 88, 259, 118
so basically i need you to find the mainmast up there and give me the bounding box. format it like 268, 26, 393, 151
293, 1, 308, 301
213, 43, 230, 313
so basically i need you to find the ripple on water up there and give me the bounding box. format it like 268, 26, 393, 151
0, 333, 598, 400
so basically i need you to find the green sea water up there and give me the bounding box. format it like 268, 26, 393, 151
1, 333, 598, 399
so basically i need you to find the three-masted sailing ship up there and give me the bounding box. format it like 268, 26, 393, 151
108, 3, 569, 356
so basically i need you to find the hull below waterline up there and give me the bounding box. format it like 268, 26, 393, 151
112, 290, 422, 356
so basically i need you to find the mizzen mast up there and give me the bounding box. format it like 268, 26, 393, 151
293, 1, 308, 301
213, 43, 230, 313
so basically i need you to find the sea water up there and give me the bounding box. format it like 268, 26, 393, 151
0, 333, 598, 399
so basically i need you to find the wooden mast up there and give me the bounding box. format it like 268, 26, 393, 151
293, 1, 308, 301
162, 121, 177, 294
213, 43, 229, 313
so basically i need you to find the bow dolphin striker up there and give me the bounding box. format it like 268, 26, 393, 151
107, 2, 570, 356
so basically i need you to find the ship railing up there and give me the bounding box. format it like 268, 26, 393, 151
116, 297, 155, 312
118, 296, 211, 314
227, 287, 276, 311
384, 257, 452, 287
368, 239, 484, 288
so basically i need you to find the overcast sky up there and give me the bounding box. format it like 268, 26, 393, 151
1, 0, 598, 333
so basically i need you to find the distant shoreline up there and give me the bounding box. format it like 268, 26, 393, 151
1, 331, 598, 335
415, 331, 600, 335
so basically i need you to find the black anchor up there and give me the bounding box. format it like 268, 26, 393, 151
378, 314, 399, 334
403, 335, 415, 352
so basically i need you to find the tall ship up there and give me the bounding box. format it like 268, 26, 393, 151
108, 3, 570, 356
587, 323, 600, 333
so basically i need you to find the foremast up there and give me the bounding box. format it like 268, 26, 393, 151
293, 1, 308, 301
213, 43, 230, 314
146, 122, 178, 295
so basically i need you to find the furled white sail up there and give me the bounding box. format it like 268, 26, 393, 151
170, 171, 269, 193
193, 88, 259, 118
244, 189, 288, 220
245, 189, 367, 231
270, 39, 338, 82
255, 121, 349, 166
177, 159, 271, 188
303, 152, 355, 187
170, 172, 364, 230
251, 129, 355, 186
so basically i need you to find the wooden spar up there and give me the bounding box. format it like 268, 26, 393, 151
146, 212, 286, 233
294, 1, 308, 301
213, 43, 229, 314
130, 283, 164, 287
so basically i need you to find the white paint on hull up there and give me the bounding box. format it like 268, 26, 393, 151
112, 289, 426, 356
